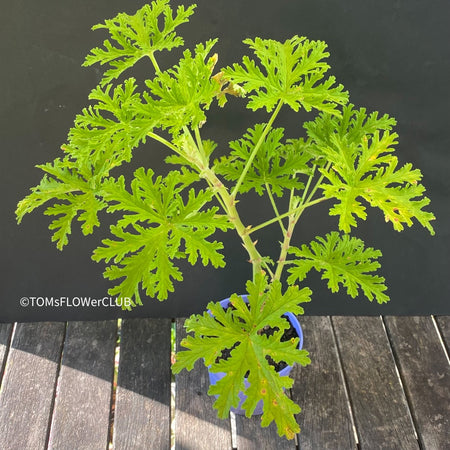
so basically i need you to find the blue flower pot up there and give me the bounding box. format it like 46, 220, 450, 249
207, 295, 304, 416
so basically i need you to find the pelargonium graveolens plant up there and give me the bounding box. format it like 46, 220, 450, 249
16, 1, 435, 439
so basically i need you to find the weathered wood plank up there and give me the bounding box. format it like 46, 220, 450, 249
0, 322, 66, 450
235, 414, 296, 449
175, 319, 232, 450
435, 315, 450, 353
332, 316, 419, 450
292, 316, 357, 450
113, 318, 172, 450
0, 323, 13, 379
384, 316, 450, 449
47, 320, 117, 449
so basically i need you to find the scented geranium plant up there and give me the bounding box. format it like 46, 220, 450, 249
16, 1, 435, 439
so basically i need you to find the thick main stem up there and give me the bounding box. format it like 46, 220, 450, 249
176, 127, 264, 280
148, 113, 280, 281
201, 167, 263, 279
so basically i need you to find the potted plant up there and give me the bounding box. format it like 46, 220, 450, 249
16, 0, 435, 439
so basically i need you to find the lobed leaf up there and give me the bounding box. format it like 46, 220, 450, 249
83, 1, 196, 85
16, 158, 107, 249
139, 40, 221, 135
173, 274, 311, 439
223, 36, 348, 114
288, 231, 389, 303
64, 78, 154, 171
305, 104, 436, 234
92, 169, 231, 305
215, 124, 312, 196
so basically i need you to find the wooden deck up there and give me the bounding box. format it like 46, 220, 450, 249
0, 316, 448, 449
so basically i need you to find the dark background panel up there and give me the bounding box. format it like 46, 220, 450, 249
1, 0, 449, 322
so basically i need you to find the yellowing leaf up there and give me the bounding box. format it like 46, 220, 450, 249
173, 274, 311, 439
305, 105, 435, 234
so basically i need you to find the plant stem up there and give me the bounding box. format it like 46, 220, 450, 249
147, 129, 227, 213
304, 162, 331, 206
273, 215, 297, 281
272, 162, 332, 281
202, 166, 264, 279
247, 196, 328, 235
231, 100, 284, 198
148, 52, 161, 74
193, 126, 206, 159
300, 165, 317, 206
148, 131, 180, 153
185, 127, 229, 214
265, 183, 286, 234
182, 127, 264, 280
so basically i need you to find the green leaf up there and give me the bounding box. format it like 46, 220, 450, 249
92, 169, 231, 305
173, 274, 311, 439
83, 1, 196, 85
44, 192, 105, 249
64, 78, 154, 171
288, 232, 389, 303
94, 224, 183, 307
139, 40, 221, 135
45, 199, 79, 250
223, 36, 348, 114
305, 105, 436, 234
16, 158, 107, 249
215, 124, 312, 196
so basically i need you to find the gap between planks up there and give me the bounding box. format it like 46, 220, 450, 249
329, 316, 361, 449
380, 317, 420, 443
44, 322, 68, 450
0, 323, 16, 395
432, 315, 450, 364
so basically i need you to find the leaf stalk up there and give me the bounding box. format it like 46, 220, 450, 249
231, 100, 284, 198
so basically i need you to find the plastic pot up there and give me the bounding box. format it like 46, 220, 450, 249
207, 295, 304, 416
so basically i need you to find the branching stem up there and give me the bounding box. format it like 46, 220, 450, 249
248, 196, 328, 235
203, 166, 264, 279
304, 162, 331, 207
182, 127, 265, 280
273, 215, 297, 281
193, 126, 205, 157
300, 165, 316, 206
147, 108, 331, 285
273, 162, 331, 281
231, 100, 284, 198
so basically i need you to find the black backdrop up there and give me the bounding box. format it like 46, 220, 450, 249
1, 0, 449, 322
